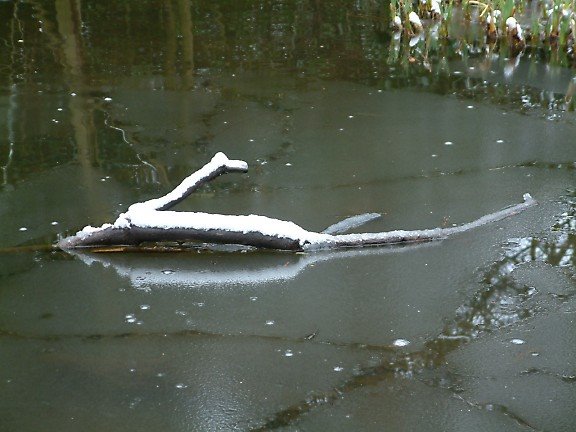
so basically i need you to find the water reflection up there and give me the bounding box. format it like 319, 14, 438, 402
70, 242, 437, 289
396, 191, 576, 374
254, 191, 576, 429
2, 0, 575, 189
1, 2, 576, 430
4, 194, 572, 429
445, 189, 576, 339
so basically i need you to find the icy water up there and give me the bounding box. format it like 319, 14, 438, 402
1, 1, 576, 431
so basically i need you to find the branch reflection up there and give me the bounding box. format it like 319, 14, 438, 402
71, 241, 437, 289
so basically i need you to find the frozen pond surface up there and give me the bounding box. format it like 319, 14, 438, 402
1, 1, 576, 431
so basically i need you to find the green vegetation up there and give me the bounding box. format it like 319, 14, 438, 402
389, 0, 576, 55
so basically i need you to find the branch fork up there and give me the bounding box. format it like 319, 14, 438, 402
58, 152, 537, 252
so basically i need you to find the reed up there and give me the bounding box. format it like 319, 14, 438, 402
385, 0, 575, 55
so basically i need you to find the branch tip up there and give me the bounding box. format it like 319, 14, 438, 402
523, 193, 536, 204
212, 152, 248, 172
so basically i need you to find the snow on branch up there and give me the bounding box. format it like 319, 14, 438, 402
57, 152, 537, 252
133, 152, 248, 211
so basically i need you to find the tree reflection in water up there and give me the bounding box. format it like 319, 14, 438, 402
255, 190, 576, 430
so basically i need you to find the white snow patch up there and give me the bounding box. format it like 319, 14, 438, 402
77, 223, 112, 237
506, 16, 517, 32
409, 12, 423, 31
392, 338, 411, 347
113, 214, 131, 229
125, 208, 328, 245
132, 152, 248, 212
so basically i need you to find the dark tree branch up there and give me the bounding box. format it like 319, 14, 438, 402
57, 153, 537, 252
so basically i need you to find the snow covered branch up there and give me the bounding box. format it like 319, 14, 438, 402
57, 152, 537, 252
134, 151, 248, 211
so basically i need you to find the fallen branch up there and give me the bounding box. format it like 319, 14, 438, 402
57, 152, 537, 252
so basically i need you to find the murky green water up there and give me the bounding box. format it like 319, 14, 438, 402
1, 1, 576, 431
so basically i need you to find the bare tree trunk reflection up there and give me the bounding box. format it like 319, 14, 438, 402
164, 0, 195, 90
2, 2, 19, 187
55, 0, 96, 165
178, 0, 195, 89
3, 87, 16, 187
164, 1, 178, 90
51, 0, 122, 232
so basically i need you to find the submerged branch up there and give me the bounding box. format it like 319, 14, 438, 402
322, 212, 382, 235
57, 152, 537, 252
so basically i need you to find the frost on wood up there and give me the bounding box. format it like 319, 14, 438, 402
57, 152, 537, 252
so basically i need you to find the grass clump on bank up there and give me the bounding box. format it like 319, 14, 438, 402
389, 0, 576, 58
